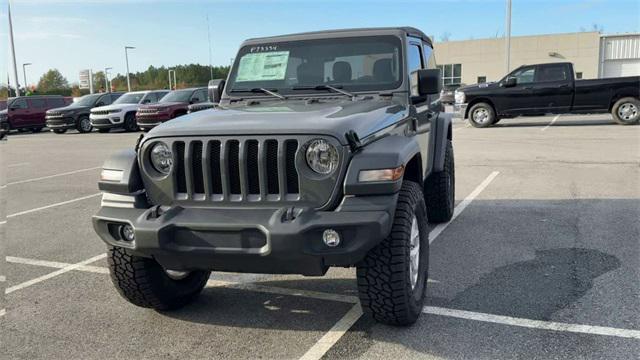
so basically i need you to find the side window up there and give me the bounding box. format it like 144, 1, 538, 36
192, 90, 206, 103
142, 93, 155, 104
30, 98, 47, 109
423, 44, 436, 69
12, 99, 28, 109
97, 95, 111, 106
48, 98, 65, 108
511, 66, 535, 84
536, 64, 568, 82
110, 94, 121, 103
407, 44, 424, 74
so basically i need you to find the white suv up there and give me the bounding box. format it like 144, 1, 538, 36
90, 90, 169, 133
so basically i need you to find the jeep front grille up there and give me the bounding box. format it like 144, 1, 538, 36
173, 138, 300, 201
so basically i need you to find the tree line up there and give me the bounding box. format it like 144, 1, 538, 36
1, 64, 230, 98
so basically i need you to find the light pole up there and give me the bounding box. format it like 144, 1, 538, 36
22, 63, 32, 90
505, 0, 512, 73
168, 69, 177, 90
8, 2, 21, 96
124, 46, 135, 92
104, 67, 112, 92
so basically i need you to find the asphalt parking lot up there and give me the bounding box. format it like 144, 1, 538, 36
1, 114, 639, 359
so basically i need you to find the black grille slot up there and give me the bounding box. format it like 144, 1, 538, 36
285, 140, 299, 194
228, 140, 241, 195
175, 142, 187, 193
247, 140, 260, 195
265, 140, 279, 195
191, 141, 204, 194
209, 141, 222, 194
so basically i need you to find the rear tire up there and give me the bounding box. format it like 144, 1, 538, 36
53, 129, 67, 134
76, 115, 92, 133
108, 247, 210, 310
124, 113, 139, 132
357, 181, 430, 326
468, 102, 496, 128
611, 97, 640, 125
424, 140, 455, 223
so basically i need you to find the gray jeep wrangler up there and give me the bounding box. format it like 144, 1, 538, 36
93, 27, 454, 326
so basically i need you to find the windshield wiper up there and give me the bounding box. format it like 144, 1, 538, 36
292, 84, 356, 99
230, 87, 286, 100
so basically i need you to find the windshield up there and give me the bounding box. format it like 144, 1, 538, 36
226, 36, 403, 96
75, 93, 102, 107
114, 92, 145, 104
159, 89, 193, 103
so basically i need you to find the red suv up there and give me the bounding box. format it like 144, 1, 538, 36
2, 96, 72, 133
136, 87, 208, 131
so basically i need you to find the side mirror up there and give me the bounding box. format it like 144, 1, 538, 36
502, 77, 517, 87
142, 99, 151, 104
208, 79, 225, 104
410, 69, 442, 97
191, 98, 199, 104
96, 102, 105, 107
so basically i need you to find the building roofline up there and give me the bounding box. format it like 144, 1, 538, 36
436, 31, 602, 44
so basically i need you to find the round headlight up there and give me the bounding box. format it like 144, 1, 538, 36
150, 142, 173, 175
305, 139, 339, 175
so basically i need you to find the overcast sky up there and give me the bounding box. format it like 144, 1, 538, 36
2, 0, 639, 87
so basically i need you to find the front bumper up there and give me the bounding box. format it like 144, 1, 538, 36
45, 116, 76, 129
137, 113, 171, 128
455, 103, 468, 118
93, 194, 396, 276
90, 113, 123, 128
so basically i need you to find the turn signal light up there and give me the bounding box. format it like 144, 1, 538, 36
358, 165, 405, 182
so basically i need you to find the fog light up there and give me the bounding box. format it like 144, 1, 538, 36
120, 224, 135, 242
322, 229, 340, 247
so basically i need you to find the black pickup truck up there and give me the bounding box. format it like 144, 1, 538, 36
455, 62, 640, 127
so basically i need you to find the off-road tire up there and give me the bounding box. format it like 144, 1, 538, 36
76, 115, 92, 133
124, 113, 139, 132
468, 102, 496, 128
356, 181, 430, 326
98, 128, 111, 133
53, 129, 67, 134
611, 97, 640, 125
108, 247, 210, 311
424, 140, 455, 223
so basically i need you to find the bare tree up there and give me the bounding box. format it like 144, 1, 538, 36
439, 32, 451, 42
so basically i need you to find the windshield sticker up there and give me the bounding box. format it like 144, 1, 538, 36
236, 51, 290, 82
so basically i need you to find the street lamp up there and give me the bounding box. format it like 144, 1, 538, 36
104, 67, 113, 93
22, 63, 32, 90
168, 69, 177, 90
124, 46, 135, 92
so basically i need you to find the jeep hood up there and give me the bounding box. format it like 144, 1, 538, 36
48, 104, 90, 113
92, 103, 138, 112
147, 99, 409, 145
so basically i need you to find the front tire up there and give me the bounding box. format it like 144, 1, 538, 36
468, 102, 496, 128
76, 116, 92, 133
611, 97, 640, 125
357, 181, 430, 326
424, 140, 455, 223
108, 247, 210, 310
124, 113, 139, 132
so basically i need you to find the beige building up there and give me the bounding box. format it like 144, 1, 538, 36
433, 32, 639, 85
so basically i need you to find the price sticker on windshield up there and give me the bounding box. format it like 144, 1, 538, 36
236, 51, 290, 82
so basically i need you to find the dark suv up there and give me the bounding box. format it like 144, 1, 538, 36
94, 27, 454, 326
1, 96, 71, 133
136, 87, 208, 131
46, 92, 123, 134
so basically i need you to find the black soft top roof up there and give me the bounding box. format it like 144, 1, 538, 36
243, 27, 432, 47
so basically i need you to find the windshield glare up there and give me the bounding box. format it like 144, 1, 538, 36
159, 90, 192, 103
226, 36, 402, 95
114, 93, 145, 104
76, 94, 102, 106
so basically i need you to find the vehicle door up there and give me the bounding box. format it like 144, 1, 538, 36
29, 98, 49, 126
9, 98, 29, 128
497, 65, 537, 115
531, 63, 573, 113
407, 38, 435, 174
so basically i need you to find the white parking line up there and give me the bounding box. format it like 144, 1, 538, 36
424, 306, 640, 340
430, 171, 500, 243
299, 171, 500, 360
300, 304, 363, 360
7, 166, 100, 186
7, 162, 29, 168
0, 309, 5, 317
7, 193, 102, 218
5, 253, 106, 294
6, 256, 108, 274
541, 115, 560, 131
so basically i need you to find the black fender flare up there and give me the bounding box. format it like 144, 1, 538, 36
344, 135, 422, 196
98, 149, 143, 195
431, 112, 453, 174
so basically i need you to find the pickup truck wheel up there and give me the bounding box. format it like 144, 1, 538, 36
468, 103, 496, 128
357, 181, 430, 326
76, 116, 92, 133
424, 140, 455, 223
124, 113, 139, 132
53, 129, 67, 134
612, 97, 640, 125
107, 247, 210, 311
